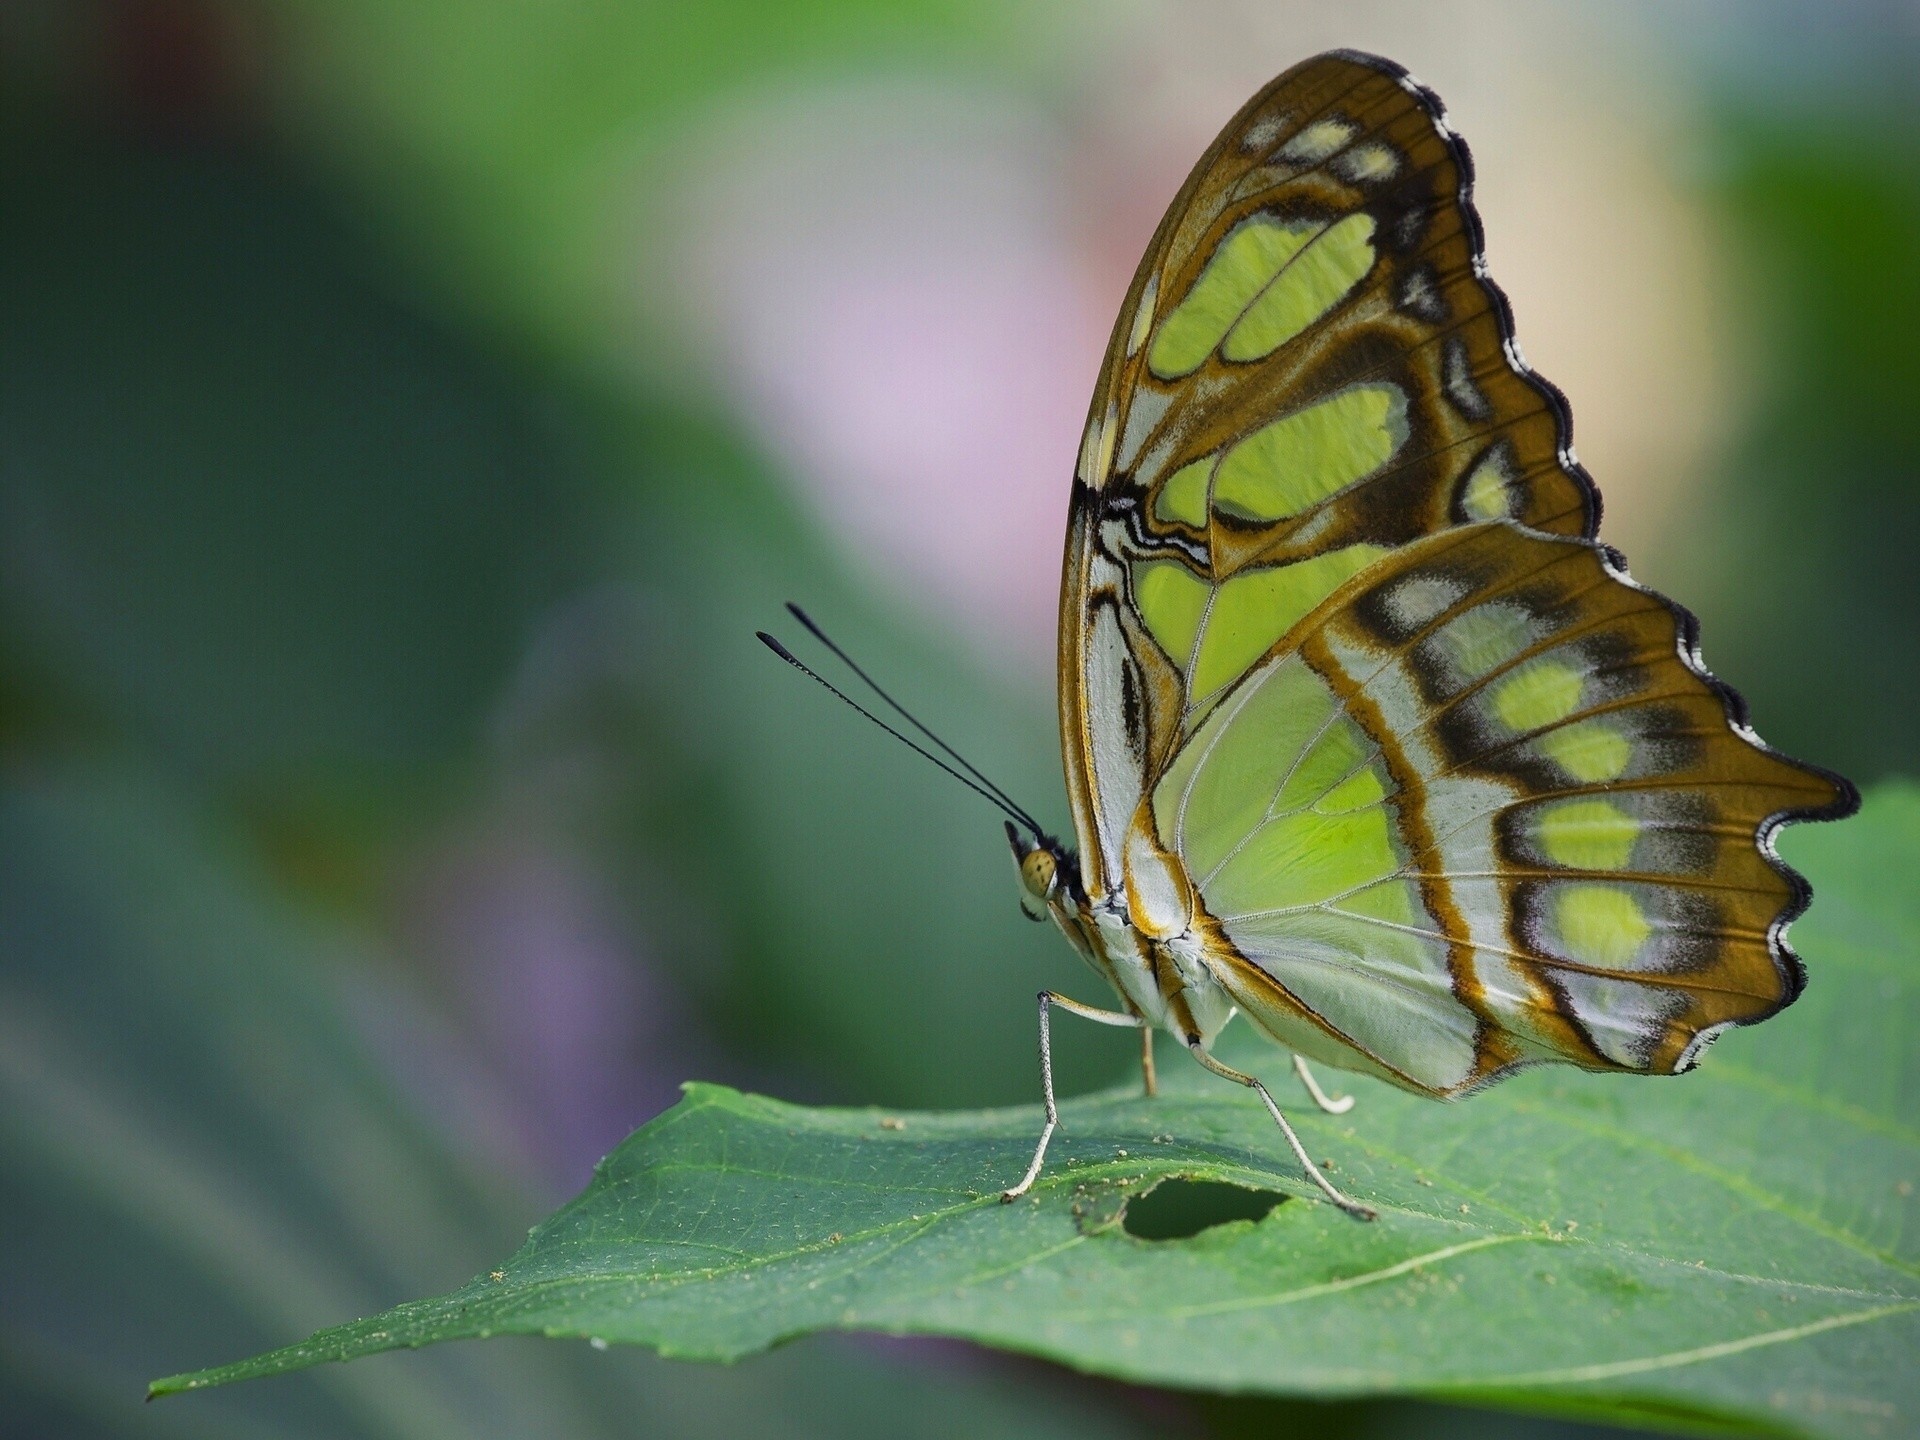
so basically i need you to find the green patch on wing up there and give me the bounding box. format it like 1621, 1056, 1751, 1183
1132, 547, 1390, 701
1189, 546, 1386, 699
1213, 384, 1407, 522
1147, 214, 1379, 380
1220, 214, 1377, 364
1148, 218, 1317, 378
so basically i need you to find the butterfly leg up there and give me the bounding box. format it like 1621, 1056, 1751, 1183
1186, 1041, 1377, 1221
1291, 1054, 1354, 1115
1002, 991, 1143, 1202
1140, 1026, 1159, 1098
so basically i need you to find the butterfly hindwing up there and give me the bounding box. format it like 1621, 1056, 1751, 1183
1153, 522, 1846, 1092
1058, 50, 1853, 1093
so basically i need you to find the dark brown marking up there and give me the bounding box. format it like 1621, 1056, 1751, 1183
1292, 628, 1501, 1072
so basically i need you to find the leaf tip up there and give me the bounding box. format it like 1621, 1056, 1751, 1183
146, 1373, 195, 1401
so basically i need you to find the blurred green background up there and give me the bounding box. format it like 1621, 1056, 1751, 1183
1, 2, 1912, 1437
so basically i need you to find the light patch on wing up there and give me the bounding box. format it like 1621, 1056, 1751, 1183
1133, 560, 1211, 669
1383, 573, 1469, 632
1148, 217, 1317, 379
1427, 602, 1532, 684
1212, 384, 1406, 521
1278, 116, 1356, 162
1083, 592, 1144, 893
1189, 544, 1388, 699
1540, 719, 1632, 783
1116, 386, 1172, 473
1222, 213, 1377, 362
1398, 264, 1446, 321
1287, 505, 1343, 548
1334, 142, 1400, 182
1527, 878, 1722, 977
1459, 446, 1517, 520
1533, 879, 1707, 1065
1534, 798, 1640, 870
1154, 458, 1212, 527
1392, 205, 1428, 252
1078, 396, 1119, 485
1492, 658, 1585, 733
1554, 969, 1688, 1067
1240, 112, 1288, 152
1442, 336, 1493, 421
1127, 273, 1160, 358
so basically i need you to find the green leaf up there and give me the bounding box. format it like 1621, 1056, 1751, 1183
152, 784, 1920, 1439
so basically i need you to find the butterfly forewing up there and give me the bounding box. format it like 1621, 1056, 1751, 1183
1064, 52, 1597, 887
1059, 50, 1853, 1093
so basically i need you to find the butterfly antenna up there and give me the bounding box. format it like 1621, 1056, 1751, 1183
757, 632, 1043, 837
781, 603, 1048, 837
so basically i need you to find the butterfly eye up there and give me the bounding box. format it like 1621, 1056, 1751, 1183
1022, 849, 1057, 898
1017, 849, 1058, 914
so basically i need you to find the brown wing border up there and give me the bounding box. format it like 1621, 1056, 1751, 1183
1327, 49, 1601, 537
1580, 533, 1860, 1049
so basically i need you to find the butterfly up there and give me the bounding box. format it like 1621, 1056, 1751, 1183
767, 48, 1855, 1221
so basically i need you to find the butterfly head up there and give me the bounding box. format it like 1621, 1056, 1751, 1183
1006, 821, 1077, 924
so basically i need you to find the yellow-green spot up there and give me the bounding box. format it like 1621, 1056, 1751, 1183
1554, 885, 1652, 969
1538, 799, 1639, 870
1155, 458, 1212, 527
1461, 455, 1514, 520
1493, 659, 1584, 733
1148, 219, 1315, 379
1191, 544, 1387, 697
1134, 561, 1211, 669
1542, 720, 1631, 783
1436, 604, 1530, 680
1223, 213, 1377, 362
1213, 385, 1405, 521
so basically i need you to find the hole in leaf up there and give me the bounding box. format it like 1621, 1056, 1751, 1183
1121, 1178, 1285, 1240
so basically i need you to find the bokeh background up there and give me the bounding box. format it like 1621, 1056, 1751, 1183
2, 1, 1914, 1437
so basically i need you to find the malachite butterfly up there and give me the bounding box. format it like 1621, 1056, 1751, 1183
771, 49, 1856, 1220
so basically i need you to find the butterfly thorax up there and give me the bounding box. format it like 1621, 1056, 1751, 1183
1008, 823, 1236, 1048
